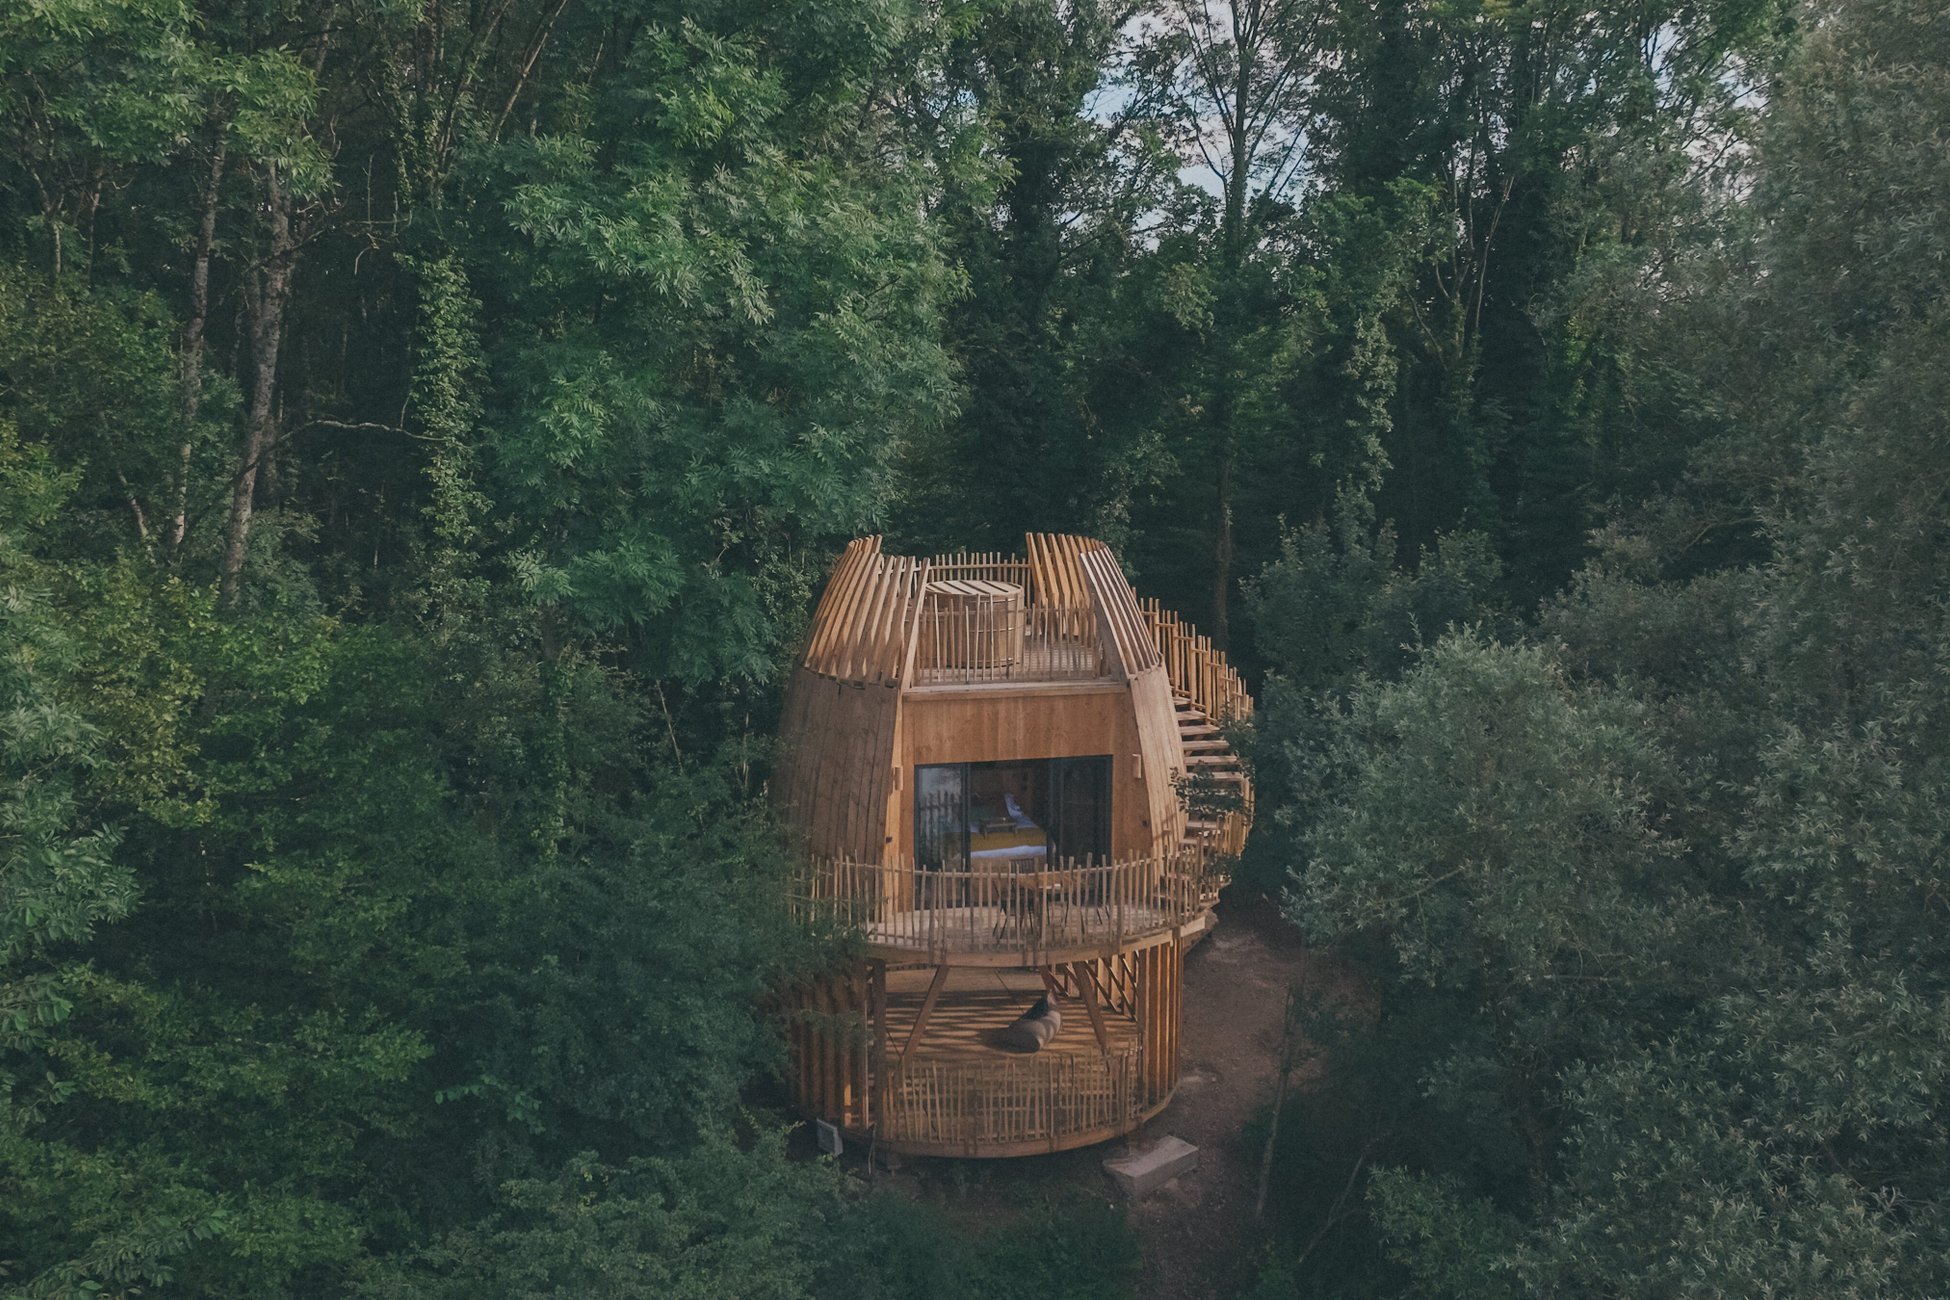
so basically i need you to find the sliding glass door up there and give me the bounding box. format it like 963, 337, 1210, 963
914, 756, 1111, 870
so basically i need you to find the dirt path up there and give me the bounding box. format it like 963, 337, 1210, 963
1116, 902, 1336, 1300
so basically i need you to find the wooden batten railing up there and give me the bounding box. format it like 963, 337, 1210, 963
924, 553, 1033, 589
1137, 597, 1254, 859
882, 1045, 1145, 1151
791, 849, 1220, 957
911, 601, 1107, 685
1138, 597, 1253, 725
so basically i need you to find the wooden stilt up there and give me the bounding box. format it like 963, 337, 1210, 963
901, 964, 949, 1062
1076, 961, 1111, 1055
869, 960, 890, 1135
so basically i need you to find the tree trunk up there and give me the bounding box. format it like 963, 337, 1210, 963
1214, 428, 1234, 648
1255, 986, 1297, 1221
1212, 3, 1252, 651
175, 132, 227, 551
220, 165, 295, 602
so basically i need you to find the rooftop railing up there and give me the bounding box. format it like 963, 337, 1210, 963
910, 600, 1108, 685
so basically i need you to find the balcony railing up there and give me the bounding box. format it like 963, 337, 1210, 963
922, 555, 1033, 589
1139, 597, 1252, 725
791, 849, 1223, 958
881, 1044, 1148, 1152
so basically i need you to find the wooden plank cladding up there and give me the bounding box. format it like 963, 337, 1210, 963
772, 669, 903, 862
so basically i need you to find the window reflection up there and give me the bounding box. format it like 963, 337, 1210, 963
914, 757, 1111, 871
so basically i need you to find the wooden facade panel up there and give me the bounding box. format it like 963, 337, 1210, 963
899, 687, 1148, 860
1128, 665, 1188, 855
776, 668, 902, 862
901, 687, 1130, 766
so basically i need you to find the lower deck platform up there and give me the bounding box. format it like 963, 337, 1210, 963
855, 968, 1168, 1157
882, 968, 1139, 1059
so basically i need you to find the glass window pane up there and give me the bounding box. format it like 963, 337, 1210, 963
967, 762, 1047, 866
1050, 756, 1111, 863
915, 764, 965, 869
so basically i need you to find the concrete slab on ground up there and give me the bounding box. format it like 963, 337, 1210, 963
1105, 1136, 1200, 1197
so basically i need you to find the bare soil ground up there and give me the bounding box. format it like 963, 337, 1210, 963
1117, 900, 1338, 1300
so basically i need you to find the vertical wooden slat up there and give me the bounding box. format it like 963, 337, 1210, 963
813, 540, 875, 674
849, 964, 869, 1128
805, 539, 867, 671
869, 961, 889, 1134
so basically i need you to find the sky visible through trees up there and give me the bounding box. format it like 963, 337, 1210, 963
2, 0, 1947, 1296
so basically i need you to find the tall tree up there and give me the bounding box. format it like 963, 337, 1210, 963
888, 0, 1183, 556
1136, 0, 1323, 644
1252, 4, 1950, 1292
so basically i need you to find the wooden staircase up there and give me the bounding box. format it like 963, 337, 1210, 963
1135, 595, 1253, 907
1175, 695, 1249, 857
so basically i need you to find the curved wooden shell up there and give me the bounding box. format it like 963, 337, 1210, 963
774, 534, 1202, 866
777, 535, 1255, 1158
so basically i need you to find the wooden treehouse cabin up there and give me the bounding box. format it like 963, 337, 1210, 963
776, 535, 1253, 1157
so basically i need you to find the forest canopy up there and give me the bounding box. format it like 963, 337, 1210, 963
2, 0, 1946, 1296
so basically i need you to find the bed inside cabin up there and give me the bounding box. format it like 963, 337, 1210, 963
917, 759, 1110, 865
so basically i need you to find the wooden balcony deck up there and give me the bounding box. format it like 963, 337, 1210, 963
885, 970, 1138, 1060
793, 850, 1225, 963
790, 946, 1186, 1157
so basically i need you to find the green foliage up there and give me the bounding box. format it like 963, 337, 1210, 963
0, 272, 201, 552
6, 0, 1948, 1294
1247, 503, 1501, 701
1251, 4, 1950, 1294
1237, 490, 1500, 892
361, 1131, 850, 1300
0, 433, 134, 1039
0, 433, 206, 1300
836, 1188, 1139, 1300
471, 7, 958, 682
1365, 1170, 1516, 1300
365, 1149, 1139, 1300
891, 0, 1182, 556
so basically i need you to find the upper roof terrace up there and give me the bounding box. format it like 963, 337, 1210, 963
800, 534, 1163, 691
